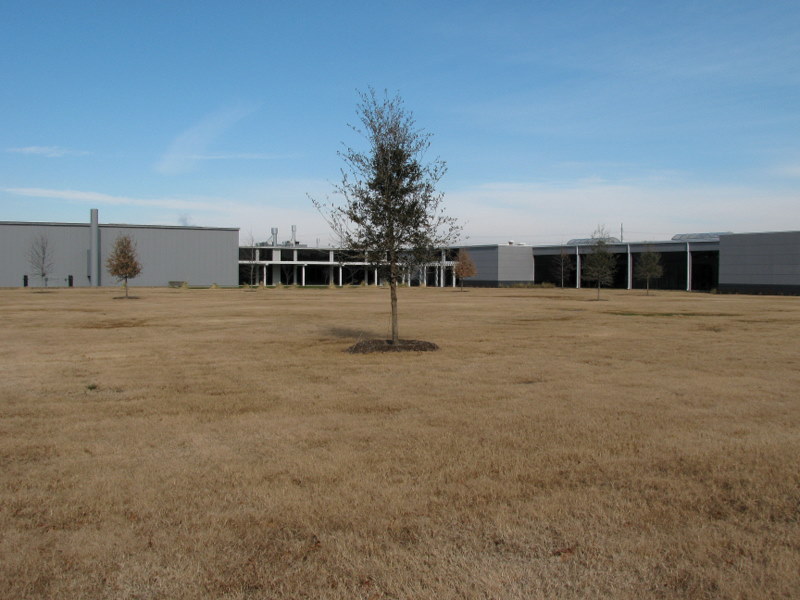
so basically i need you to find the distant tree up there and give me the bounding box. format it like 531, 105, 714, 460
636, 247, 663, 295
312, 88, 460, 344
454, 248, 477, 291
28, 234, 54, 287
582, 225, 617, 300
551, 245, 575, 288
106, 234, 142, 298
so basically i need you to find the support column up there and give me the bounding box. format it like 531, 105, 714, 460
374, 268, 378, 286
686, 243, 692, 291
262, 264, 267, 286
90, 208, 100, 286
301, 265, 306, 286
273, 248, 282, 284
575, 246, 582, 289
627, 244, 633, 290
532, 255, 536, 284
338, 265, 342, 286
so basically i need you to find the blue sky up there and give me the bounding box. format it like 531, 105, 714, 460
2, 1, 798, 245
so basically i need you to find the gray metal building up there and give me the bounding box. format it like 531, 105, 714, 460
0, 210, 239, 288
719, 231, 800, 294
529, 235, 721, 291
458, 245, 535, 287
238, 230, 799, 294
4, 210, 797, 294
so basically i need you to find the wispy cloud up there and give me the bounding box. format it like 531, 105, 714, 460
6, 146, 89, 158
4, 187, 238, 212
771, 163, 800, 178
2, 181, 341, 245
183, 152, 298, 161
446, 180, 800, 244
155, 104, 260, 175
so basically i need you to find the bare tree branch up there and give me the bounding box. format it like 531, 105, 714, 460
28, 234, 54, 287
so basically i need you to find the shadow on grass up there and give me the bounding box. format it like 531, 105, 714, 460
324, 326, 381, 340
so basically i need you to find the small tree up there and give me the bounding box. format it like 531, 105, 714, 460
551, 245, 575, 288
28, 234, 54, 287
106, 234, 142, 298
582, 225, 617, 300
313, 88, 460, 344
454, 248, 477, 291
636, 247, 663, 295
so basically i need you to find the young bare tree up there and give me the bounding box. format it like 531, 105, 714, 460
454, 248, 477, 291
582, 225, 617, 300
551, 245, 575, 288
106, 234, 142, 298
636, 247, 663, 295
28, 234, 54, 287
313, 88, 460, 344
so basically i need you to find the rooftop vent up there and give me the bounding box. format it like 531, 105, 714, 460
671, 232, 732, 241
566, 237, 621, 245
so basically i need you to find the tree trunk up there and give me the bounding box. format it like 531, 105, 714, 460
124, 277, 129, 298
390, 279, 399, 343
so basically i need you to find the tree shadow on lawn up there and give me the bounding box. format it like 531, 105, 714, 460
325, 326, 381, 339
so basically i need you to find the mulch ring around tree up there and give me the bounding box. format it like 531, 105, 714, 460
347, 339, 439, 354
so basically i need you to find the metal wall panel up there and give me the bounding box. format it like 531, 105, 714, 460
497, 245, 534, 282
0, 221, 239, 288
100, 225, 239, 287
462, 246, 498, 282
719, 232, 800, 290
0, 222, 92, 287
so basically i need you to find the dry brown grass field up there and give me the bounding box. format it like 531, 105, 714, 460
1, 285, 798, 599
